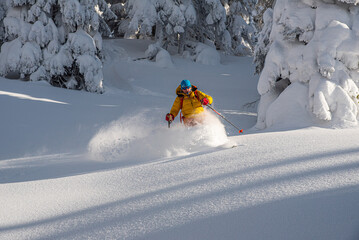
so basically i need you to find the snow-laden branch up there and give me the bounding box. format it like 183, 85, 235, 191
256, 0, 359, 129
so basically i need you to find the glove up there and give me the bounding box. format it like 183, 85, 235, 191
166, 113, 174, 122
201, 98, 209, 106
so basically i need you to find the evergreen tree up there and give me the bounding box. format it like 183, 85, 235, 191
256, 0, 359, 128
191, 0, 227, 50
123, 0, 157, 39
254, 0, 274, 29
115, 0, 257, 56
155, 0, 196, 54
106, 0, 127, 37
253, 7, 272, 74
224, 0, 257, 56
0, 2, 7, 47
119, 0, 196, 56
97, 0, 118, 37
0, 0, 115, 93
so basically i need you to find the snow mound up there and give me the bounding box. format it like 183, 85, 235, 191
195, 43, 221, 65
264, 82, 314, 129
87, 110, 228, 162
156, 49, 174, 68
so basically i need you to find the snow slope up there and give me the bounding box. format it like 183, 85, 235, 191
0, 39, 359, 240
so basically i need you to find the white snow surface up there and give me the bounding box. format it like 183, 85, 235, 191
0, 39, 359, 240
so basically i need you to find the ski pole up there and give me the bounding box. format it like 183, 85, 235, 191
168, 120, 172, 128
206, 104, 243, 134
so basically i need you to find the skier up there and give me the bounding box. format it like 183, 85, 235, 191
166, 79, 213, 126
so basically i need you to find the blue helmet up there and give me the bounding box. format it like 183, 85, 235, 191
181, 79, 191, 89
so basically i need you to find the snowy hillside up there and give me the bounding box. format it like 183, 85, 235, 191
1, 39, 359, 240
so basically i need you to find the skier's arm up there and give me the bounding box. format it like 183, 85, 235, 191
198, 91, 213, 105
170, 97, 181, 118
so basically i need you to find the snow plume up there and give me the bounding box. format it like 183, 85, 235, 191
87, 110, 228, 163
256, 0, 359, 129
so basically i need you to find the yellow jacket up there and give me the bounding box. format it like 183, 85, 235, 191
170, 85, 213, 118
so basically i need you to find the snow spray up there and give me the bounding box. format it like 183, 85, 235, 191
206, 105, 243, 134
87, 110, 228, 162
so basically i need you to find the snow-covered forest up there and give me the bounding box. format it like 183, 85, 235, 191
0, 0, 117, 93
0, 0, 257, 91
2, 0, 359, 127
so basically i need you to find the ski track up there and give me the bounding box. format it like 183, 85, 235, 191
1, 127, 359, 240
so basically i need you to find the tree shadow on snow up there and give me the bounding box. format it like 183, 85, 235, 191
1, 147, 359, 239
136, 185, 359, 240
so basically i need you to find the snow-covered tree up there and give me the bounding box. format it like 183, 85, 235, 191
108, 0, 257, 59
120, 0, 191, 51
256, 0, 359, 129
97, 0, 118, 37
0, 2, 7, 46
123, 0, 157, 39
0, 0, 115, 93
190, 0, 227, 50
224, 0, 257, 56
254, 0, 274, 28
253, 7, 272, 74
106, 0, 127, 37
155, 0, 195, 54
